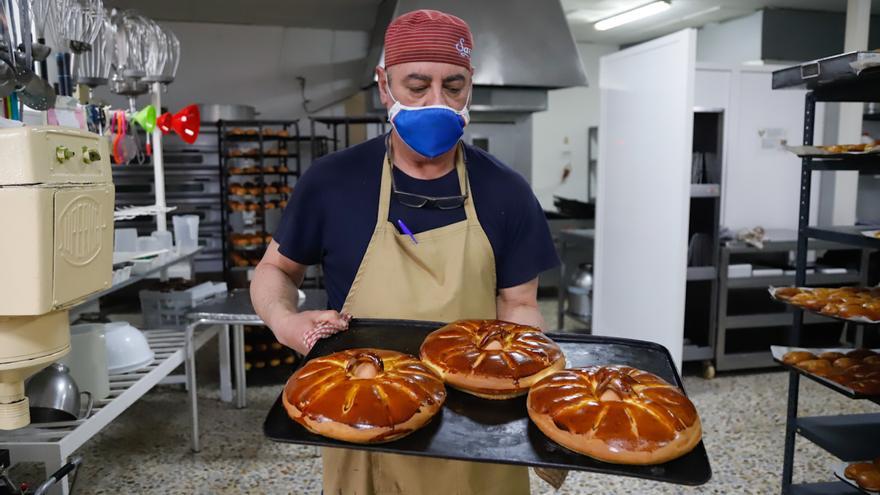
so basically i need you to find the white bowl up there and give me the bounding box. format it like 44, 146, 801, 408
104, 322, 154, 374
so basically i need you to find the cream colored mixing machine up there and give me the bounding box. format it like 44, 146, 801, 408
0, 126, 113, 430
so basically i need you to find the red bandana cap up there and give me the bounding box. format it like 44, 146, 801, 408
384, 9, 474, 70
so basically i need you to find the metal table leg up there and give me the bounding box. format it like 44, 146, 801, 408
184, 323, 200, 453
218, 324, 233, 403
232, 324, 247, 409
34, 447, 68, 495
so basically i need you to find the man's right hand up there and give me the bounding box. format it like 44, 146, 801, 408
271, 309, 351, 356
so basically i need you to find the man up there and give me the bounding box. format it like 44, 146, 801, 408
251, 9, 558, 495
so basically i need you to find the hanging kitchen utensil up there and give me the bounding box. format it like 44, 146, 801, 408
17, 68, 53, 108
0, 58, 14, 97
76, 9, 112, 88
113, 10, 149, 80
142, 16, 165, 82
156, 110, 172, 133
131, 103, 155, 132
170, 104, 199, 144
132, 103, 155, 156
161, 24, 179, 83
0, 0, 54, 109
28, 0, 53, 79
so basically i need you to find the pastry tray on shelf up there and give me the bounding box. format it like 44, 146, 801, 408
784, 145, 880, 160
770, 346, 880, 400
264, 319, 712, 486
833, 460, 880, 494
768, 287, 880, 325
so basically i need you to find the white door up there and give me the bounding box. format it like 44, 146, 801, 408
594, 29, 696, 371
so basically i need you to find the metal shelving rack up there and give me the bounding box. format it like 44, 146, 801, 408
682, 110, 724, 376
216, 120, 302, 285
309, 115, 388, 157
716, 240, 869, 372
772, 51, 880, 495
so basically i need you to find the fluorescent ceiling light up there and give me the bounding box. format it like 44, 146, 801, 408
593, 1, 672, 31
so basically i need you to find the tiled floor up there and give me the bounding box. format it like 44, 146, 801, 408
8, 303, 878, 494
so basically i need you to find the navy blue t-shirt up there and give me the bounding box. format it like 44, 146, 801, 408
275, 135, 558, 311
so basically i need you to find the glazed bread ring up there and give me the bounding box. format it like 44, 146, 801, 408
847, 349, 878, 359
773, 287, 801, 300
818, 352, 845, 361
419, 320, 565, 399
833, 357, 861, 369
527, 365, 702, 465
796, 359, 833, 375
858, 469, 880, 491
283, 349, 446, 444
782, 351, 816, 365
846, 462, 875, 479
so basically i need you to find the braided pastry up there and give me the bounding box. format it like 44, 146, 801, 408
283, 349, 446, 443
527, 365, 702, 465
419, 320, 565, 399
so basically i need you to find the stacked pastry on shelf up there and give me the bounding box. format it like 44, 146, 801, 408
773, 287, 880, 322
782, 349, 880, 394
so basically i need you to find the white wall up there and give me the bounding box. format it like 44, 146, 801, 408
697, 11, 763, 65
531, 42, 618, 210
94, 21, 369, 119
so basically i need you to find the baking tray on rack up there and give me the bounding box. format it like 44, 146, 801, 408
264, 319, 712, 486
771, 346, 880, 400
768, 287, 880, 326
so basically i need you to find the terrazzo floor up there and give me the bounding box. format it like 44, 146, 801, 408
8, 304, 878, 494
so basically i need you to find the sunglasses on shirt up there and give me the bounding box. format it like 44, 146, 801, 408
391, 170, 469, 210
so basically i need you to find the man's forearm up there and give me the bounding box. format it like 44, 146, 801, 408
251, 263, 300, 330
496, 300, 546, 331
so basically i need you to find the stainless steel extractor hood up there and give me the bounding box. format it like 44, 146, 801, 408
362, 0, 588, 91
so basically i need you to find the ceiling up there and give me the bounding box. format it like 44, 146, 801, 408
103, 0, 384, 31
562, 0, 880, 45
105, 0, 878, 45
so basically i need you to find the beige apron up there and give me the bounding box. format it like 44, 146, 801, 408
322, 146, 530, 495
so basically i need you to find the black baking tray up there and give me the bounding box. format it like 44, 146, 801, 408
263, 319, 712, 486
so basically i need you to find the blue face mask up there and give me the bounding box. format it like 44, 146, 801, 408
386, 79, 471, 159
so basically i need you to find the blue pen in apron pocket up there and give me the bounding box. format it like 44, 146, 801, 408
397, 219, 418, 244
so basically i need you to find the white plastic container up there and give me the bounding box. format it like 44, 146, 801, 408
114, 228, 138, 252
136, 236, 161, 252
172, 215, 199, 251
728, 264, 753, 278
151, 230, 173, 250
61, 324, 110, 400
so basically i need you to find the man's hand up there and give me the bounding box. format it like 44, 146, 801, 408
252, 241, 353, 355
273, 309, 351, 355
